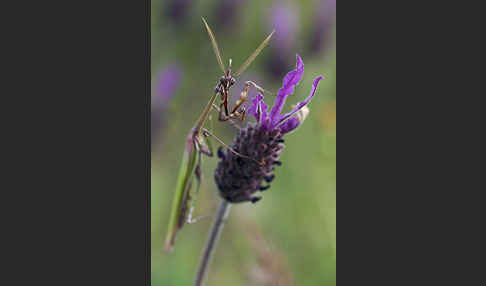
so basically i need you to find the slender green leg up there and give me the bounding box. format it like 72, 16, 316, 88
186, 145, 204, 223
187, 115, 215, 224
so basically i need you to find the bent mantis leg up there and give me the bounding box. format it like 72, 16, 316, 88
186, 115, 215, 224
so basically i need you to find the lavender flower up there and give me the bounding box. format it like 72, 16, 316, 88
214, 55, 323, 203
152, 65, 182, 145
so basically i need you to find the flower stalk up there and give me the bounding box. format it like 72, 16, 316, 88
194, 200, 232, 286
194, 54, 323, 284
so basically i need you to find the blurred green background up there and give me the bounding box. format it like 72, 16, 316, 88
151, 0, 335, 285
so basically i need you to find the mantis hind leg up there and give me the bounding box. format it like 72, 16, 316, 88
185, 132, 218, 224
186, 148, 210, 224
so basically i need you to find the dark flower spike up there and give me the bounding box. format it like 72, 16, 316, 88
259, 185, 271, 191
215, 54, 323, 203
217, 146, 225, 158
264, 174, 275, 183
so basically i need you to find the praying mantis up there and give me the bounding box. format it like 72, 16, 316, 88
164, 17, 274, 252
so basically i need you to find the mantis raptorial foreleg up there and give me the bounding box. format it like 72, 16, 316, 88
217, 80, 269, 123
212, 103, 242, 130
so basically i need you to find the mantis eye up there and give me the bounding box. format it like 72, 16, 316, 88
230, 78, 236, 85
220, 77, 225, 83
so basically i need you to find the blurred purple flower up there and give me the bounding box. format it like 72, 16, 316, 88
166, 0, 193, 24
265, 1, 299, 79
268, 2, 297, 55
214, 55, 323, 203
152, 65, 183, 145
215, 0, 247, 31
309, 0, 336, 55
153, 65, 182, 107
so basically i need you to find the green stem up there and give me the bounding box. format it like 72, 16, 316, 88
194, 200, 231, 286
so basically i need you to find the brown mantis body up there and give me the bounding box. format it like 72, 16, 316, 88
165, 18, 273, 252
202, 17, 274, 122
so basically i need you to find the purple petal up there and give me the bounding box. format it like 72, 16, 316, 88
247, 93, 262, 120
248, 93, 268, 122
280, 117, 300, 134
268, 54, 304, 127
248, 93, 269, 125
277, 76, 323, 127
259, 96, 269, 126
